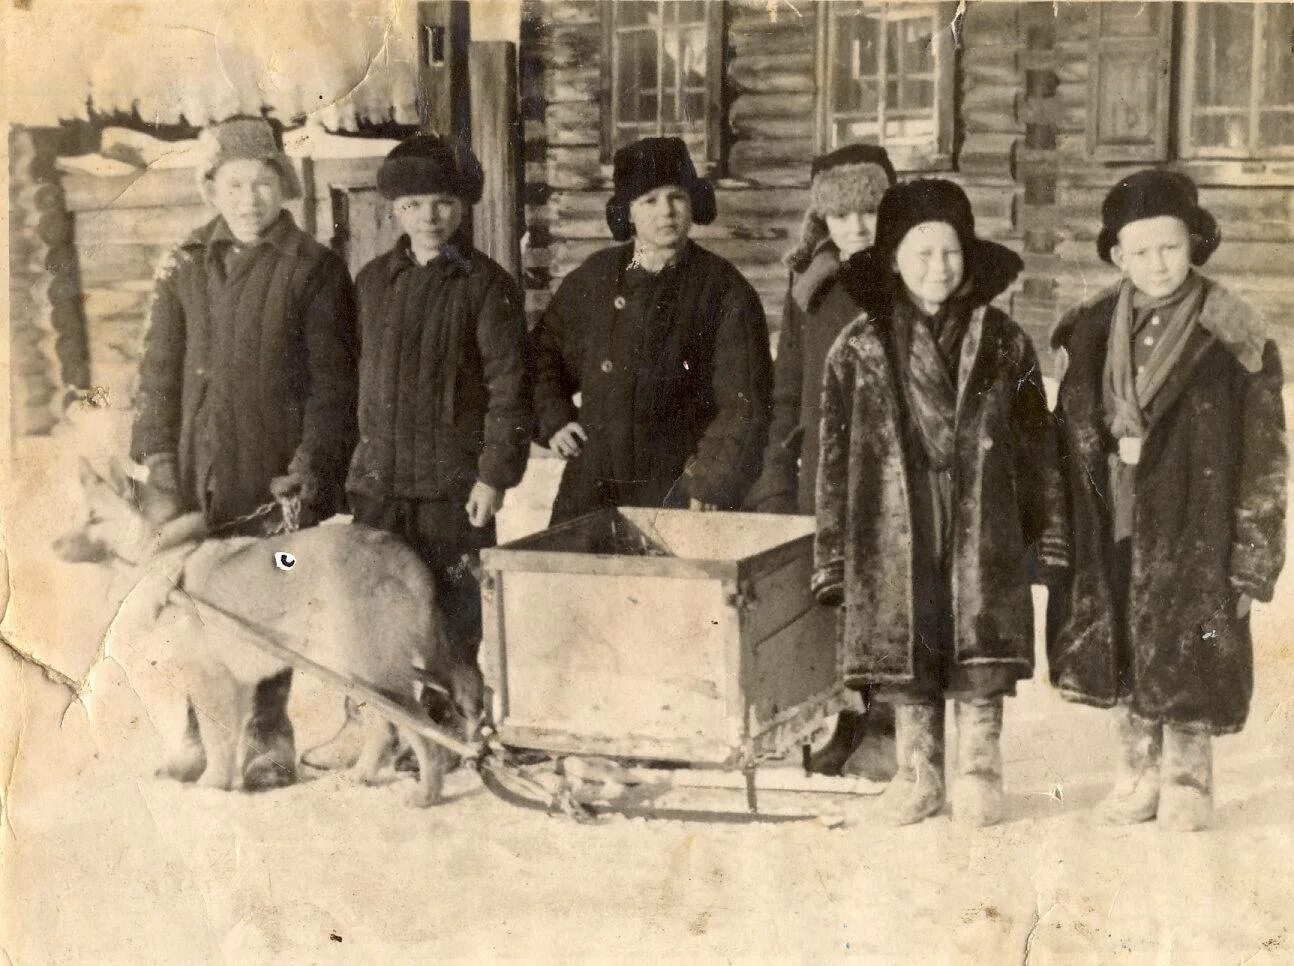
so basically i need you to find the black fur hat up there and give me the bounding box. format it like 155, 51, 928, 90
376, 134, 484, 203
844, 178, 1023, 312
1096, 168, 1220, 265
605, 136, 717, 241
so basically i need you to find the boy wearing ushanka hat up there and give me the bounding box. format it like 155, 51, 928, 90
530, 136, 772, 523
302, 134, 531, 771
1046, 168, 1287, 830
746, 144, 898, 783
133, 115, 359, 791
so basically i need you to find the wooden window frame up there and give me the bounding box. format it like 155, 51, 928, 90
814, 0, 956, 172
599, 0, 724, 172
1085, 3, 1173, 163
1178, 2, 1294, 161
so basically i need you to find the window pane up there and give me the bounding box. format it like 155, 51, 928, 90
884, 115, 935, 145
1193, 113, 1251, 150
678, 27, 707, 87
639, 93, 659, 124
1264, 5, 1294, 108
1259, 111, 1294, 150
682, 91, 707, 123
675, 0, 706, 25
900, 78, 935, 111
1193, 4, 1253, 110
837, 119, 881, 146
617, 30, 657, 123
615, 1, 652, 27
888, 15, 935, 79
1098, 2, 1160, 38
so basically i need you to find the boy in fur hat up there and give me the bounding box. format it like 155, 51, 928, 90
746, 144, 897, 782
1045, 169, 1287, 830
132, 116, 359, 790
531, 136, 771, 522
302, 134, 531, 771
814, 179, 1062, 827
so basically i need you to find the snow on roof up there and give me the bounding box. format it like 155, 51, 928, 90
5, 0, 422, 131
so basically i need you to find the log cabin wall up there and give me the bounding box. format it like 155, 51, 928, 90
520, 0, 1026, 349
521, 0, 1294, 369
56, 150, 397, 415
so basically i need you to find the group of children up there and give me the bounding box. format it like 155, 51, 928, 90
131, 116, 1286, 832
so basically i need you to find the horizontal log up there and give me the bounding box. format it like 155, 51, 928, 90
1055, 238, 1294, 276
542, 100, 602, 146
728, 1, 819, 33
530, 22, 602, 71
958, 133, 1017, 179
73, 205, 212, 250
83, 287, 149, 321
730, 50, 815, 79
963, 107, 1023, 136
544, 146, 609, 191
729, 91, 817, 124
731, 115, 817, 142
729, 138, 817, 171
545, 66, 601, 103
725, 163, 810, 188
311, 156, 384, 191
525, 0, 600, 26
962, 82, 1017, 115
730, 21, 818, 57
728, 66, 815, 96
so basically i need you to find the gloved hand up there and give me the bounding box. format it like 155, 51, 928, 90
269, 468, 318, 506
140, 453, 182, 526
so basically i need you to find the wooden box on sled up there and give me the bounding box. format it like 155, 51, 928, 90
478, 508, 843, 767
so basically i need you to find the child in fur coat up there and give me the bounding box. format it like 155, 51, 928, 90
1045, 169, 1287, 831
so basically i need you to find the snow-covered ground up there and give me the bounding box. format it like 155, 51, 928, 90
3, 400, 1293, 964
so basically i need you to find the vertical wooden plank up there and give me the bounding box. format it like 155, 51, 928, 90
470, 40, 523, 279
416, 0, 472, 140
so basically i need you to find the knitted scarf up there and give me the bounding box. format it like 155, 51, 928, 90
1102, 272, 1206, 540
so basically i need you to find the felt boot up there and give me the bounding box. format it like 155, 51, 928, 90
876, 701, 945, 825
808, 708, 867, 777
1097, 704, 1162, 825
300, 697, 367, 771
952, 697, 1005, 827
1158, 726, 1213, 832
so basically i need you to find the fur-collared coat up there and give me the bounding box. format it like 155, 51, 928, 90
131, 212, 358, 526
1045, 279, 1287, 734
531, 240, 772, 522
812, 303, 1062, 687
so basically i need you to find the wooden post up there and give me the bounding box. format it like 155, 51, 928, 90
415, 0, 471, 140
469, 41, 522, 280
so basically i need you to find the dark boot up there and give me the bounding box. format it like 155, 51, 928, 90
952, 698, 1005, 827
1158, 726, 1213, 831
841, 699, 898, 782
1098, 704, 1162, 825
808, 708, 868, 777
876, 701, 946, 826
242, 670, 297, 791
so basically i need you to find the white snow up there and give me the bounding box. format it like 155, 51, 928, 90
2, 398, 1292, 963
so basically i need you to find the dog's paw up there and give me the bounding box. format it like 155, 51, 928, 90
156, 754, 206, 784
346, 764, 379, 787
405, 785, 439, 809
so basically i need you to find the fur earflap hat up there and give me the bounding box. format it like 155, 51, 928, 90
197, 116, 301, 199
844, 178, 1023, 312
1096, 168, 1220, 265
788, 144, 896, 272
605, 136, 717, 241
376, 134, 485, 204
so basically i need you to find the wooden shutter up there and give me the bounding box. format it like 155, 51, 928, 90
1086, 3, 1173, 162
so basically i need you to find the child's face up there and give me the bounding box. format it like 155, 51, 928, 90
824, 209, 877, 260
629, 185, 693, 249
893, 221, 965, 312
205, 159, 286, 243
1111, 216, 1193, 300
393, 193, 465, 253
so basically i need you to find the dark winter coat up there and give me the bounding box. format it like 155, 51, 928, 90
531, 240, 772, 522
746, 244, 861, 515
345, 240, 531, 503
812, 299, 1062, 689
131, 212, 358, 526
1045, 279, 1287, 734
